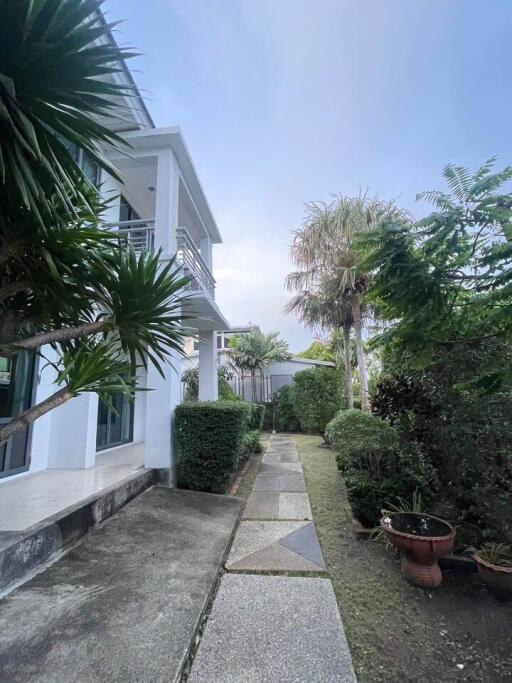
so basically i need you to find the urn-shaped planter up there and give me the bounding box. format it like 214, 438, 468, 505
474, 553, 512, 601
381, 512, 456, 588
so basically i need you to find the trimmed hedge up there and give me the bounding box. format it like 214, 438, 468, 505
176, 401, 249, 493
291, 366, 342, 434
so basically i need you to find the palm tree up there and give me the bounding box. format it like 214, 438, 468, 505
229, 330, 291, 401
285, 278, 354, 408
286, 194, 407, 411
0, 1, 190, 445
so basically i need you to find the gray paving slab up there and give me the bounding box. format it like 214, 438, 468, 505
228, 541, 323, 572
262, 452, 300, 464
279, 521, 326, 569
279, 492, 312, 520
226, 521, 306, 568
188, 574, 357, 683
259, 461, 303, 474
242, 492, 311, 520
0, 488, 242, 683
253, 472, 306, 492
242, 492, 280, 519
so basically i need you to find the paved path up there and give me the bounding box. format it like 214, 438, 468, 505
189, 435, 357, 682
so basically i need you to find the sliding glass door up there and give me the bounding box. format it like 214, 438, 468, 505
0, 353, 35, 478
96, 391, 134, 451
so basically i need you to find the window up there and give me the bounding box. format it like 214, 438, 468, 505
119, 196, 140, 222
96, 390, 134, 451
217, 334, 223, 350
193, 340, 200, 352
60, 139, 100, 187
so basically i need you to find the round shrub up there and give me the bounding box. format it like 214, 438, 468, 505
247, 403, 265, 431
240, 430, 262, 459
326, 409, 399, 473
291, 366, 343, 435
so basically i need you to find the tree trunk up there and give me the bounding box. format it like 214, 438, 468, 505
0, 386, 74, 446
342, 322, 353, 409
352, 296, 370, 412
251, 370, 257, 402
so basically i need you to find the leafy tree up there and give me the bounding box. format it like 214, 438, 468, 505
229, 330, 290, 401
363, 158, 512, 389
181, 365, 236, 401
296, 340, 335, 362
291, 366, 342, 435
0, 1, 189, 445
286, 194, 407, 411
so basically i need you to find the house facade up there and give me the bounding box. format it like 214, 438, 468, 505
183, 325, 335, 402
0, 18, 228, 484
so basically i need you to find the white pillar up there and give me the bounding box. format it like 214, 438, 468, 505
155, 148, 179, 257
199, 236, 212, 270
48, 392, 99, 469
198, 330, 218, 401
144, 348, 181, 483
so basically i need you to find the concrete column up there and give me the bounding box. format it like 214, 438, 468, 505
144, 348, 181, 485
199, 236, 212, 270
48, 392, 99, 469
155, 148, 179, 257
198, 330, 218, 401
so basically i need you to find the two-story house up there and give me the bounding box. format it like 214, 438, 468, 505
0, 14, 228, 491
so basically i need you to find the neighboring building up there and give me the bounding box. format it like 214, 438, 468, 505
183, 325, 335, 402
0, 12, 228, 484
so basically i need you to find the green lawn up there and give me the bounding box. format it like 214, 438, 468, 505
292, 433, 511, 683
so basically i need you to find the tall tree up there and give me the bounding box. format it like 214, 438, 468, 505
0, 0, 190, 445
286, 194, 407, 411
229, 330, 290, 401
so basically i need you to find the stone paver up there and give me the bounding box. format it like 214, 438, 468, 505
262, 452, 299, 464
253, 473, 306, 492
243, 492, 311, 520
259, 461, 303, 474
226, 520, 325, 572
188, 574, 357, 683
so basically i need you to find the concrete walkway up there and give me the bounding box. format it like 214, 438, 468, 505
189, 435, 357, 682
0, 488, 242, 683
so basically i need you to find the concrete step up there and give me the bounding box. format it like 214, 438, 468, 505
0, 487, 243, 683
0, 468, 155, 594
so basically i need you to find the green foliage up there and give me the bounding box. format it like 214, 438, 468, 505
247, 403, 265, 430
291, 367, 343, 435
326, 409, 398, 472
296, 341, 335, 362
0, 0, 134, 223
240, 430, 262, 459
273, 385, 300, 431
181, 365, 237, 402
363, 158, 512, 389
176, 401, 249, 493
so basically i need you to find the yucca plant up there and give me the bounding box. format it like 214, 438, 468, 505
0, 0, 191, 446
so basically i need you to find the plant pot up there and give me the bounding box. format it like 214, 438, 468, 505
474, 554, 512, 601
381, 512, 456, 588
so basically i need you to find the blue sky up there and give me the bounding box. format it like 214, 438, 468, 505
105, 0, 512, 352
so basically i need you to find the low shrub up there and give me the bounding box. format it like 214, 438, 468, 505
326, 409, 399, 473
176, 401, 249, 493
240, 430, 262, 459
273, 384, 300, 431
248, 403, 265, 431
291, 367, 342, 435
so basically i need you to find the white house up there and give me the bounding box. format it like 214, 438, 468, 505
0, 17, 228, 486
183, 325, 335, 402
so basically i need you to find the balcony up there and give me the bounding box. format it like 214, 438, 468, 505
105, 220, 215, 299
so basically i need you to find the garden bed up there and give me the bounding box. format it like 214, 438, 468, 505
294, 433, 512, 683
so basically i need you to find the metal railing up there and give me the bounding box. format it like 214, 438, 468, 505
104, 220, 216, 299
104, 219, 156, 254
176, 227, 216, 298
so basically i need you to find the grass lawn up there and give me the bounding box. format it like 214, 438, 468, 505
291, 433, 511, 683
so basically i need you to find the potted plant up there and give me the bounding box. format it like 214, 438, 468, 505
474, 543, 512, 601
380, 511, 456, 588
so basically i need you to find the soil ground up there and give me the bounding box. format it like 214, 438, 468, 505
285, 433, 512, 683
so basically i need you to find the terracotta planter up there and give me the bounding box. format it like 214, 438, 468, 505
474, 554, 512, 601
381, 512, 456, 588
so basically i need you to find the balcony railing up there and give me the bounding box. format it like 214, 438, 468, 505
104, 220, 215, 299
176, 227, 216, 299
105, 219, 156, 254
